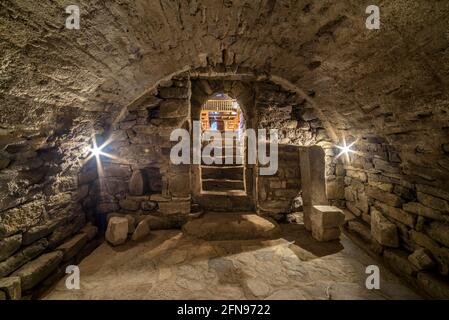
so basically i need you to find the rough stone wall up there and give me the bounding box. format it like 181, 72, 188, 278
91, 73, 192, 230
93, 75, 342, 219
0, 120, 100, 299
255, 81, 345, 215
1, 1, 447, 200
343, 137, 449, 298
257, 144, 301, 216
0, 0, 448, 299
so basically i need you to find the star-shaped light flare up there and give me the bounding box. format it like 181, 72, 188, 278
335, 137, 359, 163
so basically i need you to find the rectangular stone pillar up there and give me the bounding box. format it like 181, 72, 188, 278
299, 146, 328, 230
311, 205, 345, 241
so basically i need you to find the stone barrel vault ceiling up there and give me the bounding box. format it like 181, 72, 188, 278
1, 0, 448, 188
1, 0, 449, 300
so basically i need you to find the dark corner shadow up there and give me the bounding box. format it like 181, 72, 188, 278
278, 223, 344, 258
108, 230, 179, 253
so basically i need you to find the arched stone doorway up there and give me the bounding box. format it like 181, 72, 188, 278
190, 80, 257, 212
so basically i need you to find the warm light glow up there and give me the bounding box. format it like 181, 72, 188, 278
335, 137, 358, 162
89, 146, 102, 157
84, 134, 122, 165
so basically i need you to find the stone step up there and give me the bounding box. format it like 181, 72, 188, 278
202, 179, 245, 191
200, 146, 243, 154
182, 213, 280, 241
201, 166, 244, 180
201, 140, 243, 148
201, 155, 244, 165
195, 193, 254, 211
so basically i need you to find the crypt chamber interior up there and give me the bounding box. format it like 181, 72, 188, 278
0, 0, 448, 300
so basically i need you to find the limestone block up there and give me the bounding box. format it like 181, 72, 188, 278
131, 220, 150, 241
354, 193, 369, 213
159, 99, 189, 118
0, 239, 48, 277
56, 233, 88, 262
0, 200, 45, 238
384, 249, 419, 277
374, 201, 415, 228
408, 249, 435, 271
369, 180, 394, 192
299, 146, 328, 231
79, 223, 98, 241
159, 87, 189, 99
158, 200, 190, 215
129, 170, 144, 195
259, 200, 291, 214
417, 192, 449, 212
300, 108, 318, 121
371, 209, 399, 247
168, 174, 190, 197
416, 184, 449, 201
424, 221, 449, 248
366, 186, 404, 207
103, 164, 132, 178
150, 194, 171, 202
119, 198, 140, 211
348, 220, 372, 243
346, 201, 362, 216
22, 218, 63, 245
311, 205, 345, 229
372, 158, 400, 174
0, 276, 21, 300
105, 217, 129, 246
48, 214, 86, 249
403, 202, 446, 221
107, 213, 136, 234
346, 169, 367, 182
12, 251, 63, 291
417, 272, 449, 299
312, 227, 340, 242
0, 234, 22, 262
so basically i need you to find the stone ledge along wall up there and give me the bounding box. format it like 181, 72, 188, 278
255, 81, 344, 219
343, 136, 449, 299
0, 122, 99, 299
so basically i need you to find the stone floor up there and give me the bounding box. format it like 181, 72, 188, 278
42, 222, 422, 300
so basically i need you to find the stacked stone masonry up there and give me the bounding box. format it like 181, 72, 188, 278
344, 138, 449, 299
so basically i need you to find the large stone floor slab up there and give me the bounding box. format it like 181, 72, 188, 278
42, 225, 421, 299
182, 213, 280, 241
42, 222, 422, 300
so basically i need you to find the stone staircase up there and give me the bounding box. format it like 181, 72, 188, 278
198, 132, 254, 211
200, 133, 245, 193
